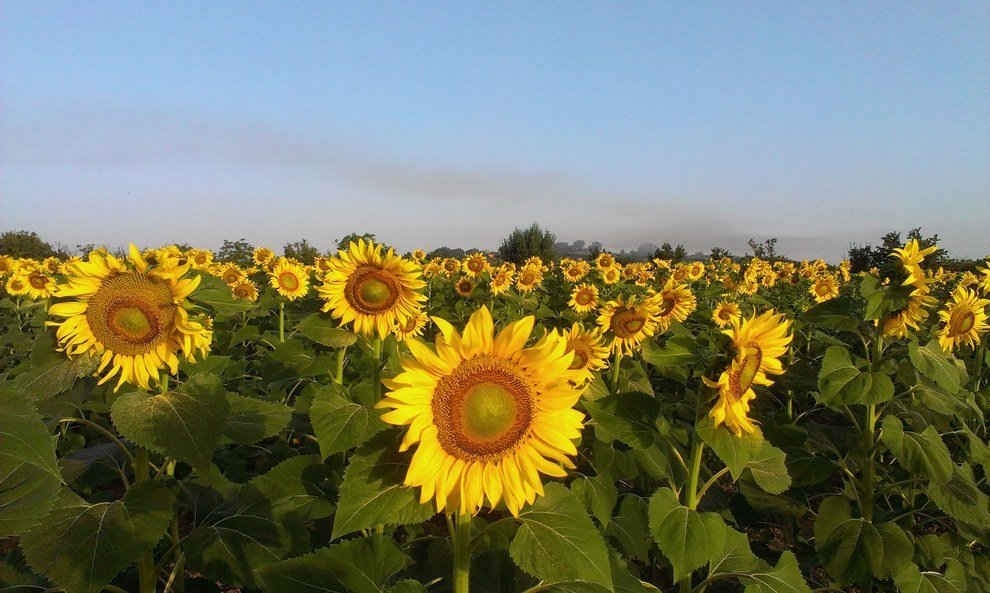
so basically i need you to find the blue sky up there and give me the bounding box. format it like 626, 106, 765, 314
1, 2, 987, 260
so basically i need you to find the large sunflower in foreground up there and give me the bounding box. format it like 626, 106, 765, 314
937, 286, 989, 352
318, 239, 426, 338
47, 246, 212, 391
377, 306, 584, 516
597, 295, 661, 355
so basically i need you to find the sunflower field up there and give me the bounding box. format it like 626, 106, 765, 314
0, 238, 987, 593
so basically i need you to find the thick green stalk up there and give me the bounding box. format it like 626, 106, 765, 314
279, 301, 285, 343
609, 351, 623, 394
684, 440, 705, 510
371, 337, 383, 398
134, 448, 156, 593
449, 513, 472, 593
861, 403, 877, 523
334, 346, 347, 385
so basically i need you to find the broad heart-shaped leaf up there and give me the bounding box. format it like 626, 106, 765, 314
801, 297, 861, 333
606, 495, 651, 562
648, 487, 728, 581
222, 393, 292, 445
926, 463, 990, 531
0, 394, 61, 536
641, 335, 695, 381
331, 431, 434, 539
583, 392, 659, 449
509, 483, 613, 588
571, 472, 618, 527
880, 416, 953, 485
189, 274, 258, 318
295, 313, 358, 348
893, 562, 965, 593
817, 346, 893, 407
741, 552, 813, 593
310, 383, 388, 459
8, 334, 97, 400
813, 497, 883, 584
21, 481, 174, 593
908, 340, 964, 395
697, 415, 765, 479
745, 440, 791, 495
709, 526, 760, 576
249, 455, 336, 554
877, 522, 913, 579
255, 535, 409, 593
111, 374, 229, 470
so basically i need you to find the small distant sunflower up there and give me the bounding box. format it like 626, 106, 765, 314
568, 283, 599, 314
490, 270, 514, 296
441, 258, 461, 278
712, 302, 741, 328
810, 275, 840, 303
46, 246, 212, 391
687, 261, 706, 281
595, 253, 616, 270
561, 323, 609, 384
462, 253, 490, 278
516, 266, 542, 293
562, 261, 589, 282
5, 274, 29, 296
218, 263, 246, 286
253, 247, 276, 268
937, 287, 989, 352
393, 310, 429, 342
412, 249, 427, 262
269, 258, 310, 300
601, 266, 621, 285
0, 255, 14, 277
318, 239, 426, 338
231, 279, 259, 302
377, 306, 584, 516
25, 269, 56, 299
186, 249, 214, 270
597, 295, 661, 355
455, 277, 475, 298
653, 281, 697, 332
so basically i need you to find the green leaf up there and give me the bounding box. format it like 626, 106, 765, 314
269, 339, 338, 377
389, 580, 430, 593
222, 393, 292, 445
21, 481, 174, 593
296, 313, 359, 348
877, 522, 914, 579
801, 297, 860, 333
10, 349, 97, 401
311, 384, 387, 459
571, 473, 617, 528
741, 552, 813, 593
583, 392, 659, 449
509, 483, 613, 588
255, 535, 409, 593
893, 562, 965, 593
190, 274, 258, 318
250, 455, 335, 528
813, 497, 883, 584
605, 495, 651, 562
111, 374, 230, 470
880, 416, 953, 485
926, 464, 990, 531
817, 346, 893, 407
641, 336, 695, 381
697, 415, 765, 479
908, 341, 963, 395
648, 487, 728, 581
709, 527, 760, 575
0, 394, 61, 535
331, 432, 434, 539
746, 440, 791, 494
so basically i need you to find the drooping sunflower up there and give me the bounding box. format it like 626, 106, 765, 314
937, 287, 989, 352
462, 253, 490, 278
810, 274, 840, 303
653, 281, 697, 332
318, 239, 426, 338
704, 359, 760, 436
377, 306, 584, 516
231, 279, 259, 302
269, 258, 310, 300
393, 310, 429, 342
46, 246, 212, 391
596, 295, 661, 355
712, 301, 741, 328
454, 277, 475, 298
561, 323, 609, 384
568, 283, 599, 314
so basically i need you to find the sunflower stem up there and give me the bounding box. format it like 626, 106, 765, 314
371, 337, 384, 400
449, 513, 472, 593
134, 448, 157, 593
334, 346, 347, 385
279, 301, 285, 343
684, 440, 704, 510
609, 351, 623, 394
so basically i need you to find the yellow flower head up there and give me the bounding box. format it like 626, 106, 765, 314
516, 265, 543, 293
253, 247, 276, 268
269, 258, 310, 300
462, 253, 491, 278
597, 295, 661, 355
568, 283, 599, 314
454, 277, 475, 298
231, 279, 259, 302
937, 286, 989, 352
5, 273, 30, 296
392, 310, 429, 342
810, 274, 840, 303
712, 302, 741, 328
377, 306, 584, 516
561, 323, 609, 385
652, 281, 697, 332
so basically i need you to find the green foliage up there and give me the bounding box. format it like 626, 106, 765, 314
217, 237, 255, 266
497, 223, 557, 264
0, 394, 62, 535
0, 230, 56, 258
282, 238, 322, 264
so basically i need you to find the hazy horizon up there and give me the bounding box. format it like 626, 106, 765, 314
2, 3, 987, 261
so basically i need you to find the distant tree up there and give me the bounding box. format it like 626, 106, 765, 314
0, 230, 56, 259
848, 227, 945, 275
217, 238, 255, 267
498, 223, 557, 264
672, 244, 687, 262
429, 246, 467, 259
653, 242, 687, 262
336, 233, 377, 250
283, 239, 321, 265
587, 242, 603, 260
747, 237, 778, 260
710, 247, 733, 260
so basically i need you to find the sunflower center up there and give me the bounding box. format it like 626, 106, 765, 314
433, 357, 533, 460
279, 271, 300, 291
948, 309, 975, 336
576, 291, 593, 305
658, 295, 676, 316
737, 345, 762, 392
87, 274, 175, 355
29, 273, 49, 289
346, 266, 400, 313
568, 345, 590, 370
611, 307, 647, 338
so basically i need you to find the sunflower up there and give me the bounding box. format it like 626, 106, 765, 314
653, 281, 697, 332
253, 247, 276, 268
231, 279, 259, 302
704, 359, 760, 436
441, 258, 461, 278
810, 274, 840, 303
490, 270, 514, 296
0, 255, 13, 277
712, 302, 741, 328
377, 306, 584, 516
393, 310, 429, 342
455, 277, 475, 298
462, 253, 490, 278
601, 266, 621, 285
5, 273, 30, 296
186, 248, 214, 270
25, 269, 56, 299
597, 295, 661, 355
562, 260, 589, 283
937, 287, 989, 352
568, 283, 599, 314
269, 258, 310, 300
687, 261, 706, 281
412, 249, 427, 262
318, 239, 426, 338
46, 245, 212, 391
217, 263, 246, 286
881, 293, 934, 338
595, 253, 616, 270
561, 323, 609, 384
516, 266, 543, 293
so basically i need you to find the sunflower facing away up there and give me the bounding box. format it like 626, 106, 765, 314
318, 239, 427, 338
706, 310, 793, 435
597, 295, 661, 355
937, 286, 989, 352
270, 258, 310, 300
377, 306, 584, 516
46, 246, 213, 391
568, 283, 599, 314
